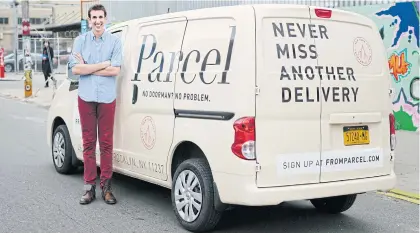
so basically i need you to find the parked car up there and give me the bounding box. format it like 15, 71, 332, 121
4, 52, 58, 72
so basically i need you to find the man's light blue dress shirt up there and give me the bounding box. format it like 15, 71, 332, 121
69, 30, 122, 103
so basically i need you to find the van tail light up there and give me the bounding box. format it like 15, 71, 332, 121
315, 8, 332, 18
231, 117, 256, 160
389, 113, 396, 151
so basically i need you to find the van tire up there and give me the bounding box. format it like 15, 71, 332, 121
171, 158, 222, 232
51, 125, 77, 174
310, 194, 357, 214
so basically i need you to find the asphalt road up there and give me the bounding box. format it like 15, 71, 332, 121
0, 97, 418, 233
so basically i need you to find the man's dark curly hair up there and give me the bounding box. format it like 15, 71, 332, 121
88, 4, 107, 18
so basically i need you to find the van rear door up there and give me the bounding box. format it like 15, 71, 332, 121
254, 5, 322, 188
308, 7, 393, 182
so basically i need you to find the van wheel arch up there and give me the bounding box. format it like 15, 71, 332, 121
170, 141, 228, 213
170, 141, 211, 179
52, 117, 66, 135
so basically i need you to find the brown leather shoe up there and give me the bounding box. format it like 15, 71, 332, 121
101, 180, 117, 205
79, 184, 96, 205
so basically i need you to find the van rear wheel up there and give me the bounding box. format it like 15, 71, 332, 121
310, 194, 357, 214
171, 158, 222, 232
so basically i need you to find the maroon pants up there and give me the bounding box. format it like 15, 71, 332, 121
78, 96, 116, 188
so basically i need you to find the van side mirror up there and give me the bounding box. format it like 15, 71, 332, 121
67, 62, 79, 91
66, 62, 79, 83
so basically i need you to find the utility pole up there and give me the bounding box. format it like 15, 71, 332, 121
12, 0, 18, 74
51, 7, 55, 24
80, 0, 83, 20
21, 0, 32, 98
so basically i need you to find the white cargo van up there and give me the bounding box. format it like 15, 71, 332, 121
47, 4, 397, 232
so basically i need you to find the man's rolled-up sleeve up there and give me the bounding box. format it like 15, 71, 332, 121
110, 38, 122, 67
68, 36, 82, 69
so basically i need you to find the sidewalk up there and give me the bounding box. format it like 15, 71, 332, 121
0, 72, 66, 109
392, 131, 419, 194
0, 71, 419, 203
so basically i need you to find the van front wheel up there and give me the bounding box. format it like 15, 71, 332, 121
171, 158, 222, 232
310, 194, 357, 214
52, 124, 77, 174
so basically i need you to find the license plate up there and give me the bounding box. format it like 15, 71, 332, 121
343, 125, 370, 146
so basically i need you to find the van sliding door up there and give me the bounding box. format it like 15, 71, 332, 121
122, 17, 188, 180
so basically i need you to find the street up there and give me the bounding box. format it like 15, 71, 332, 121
0, 96, 419, 233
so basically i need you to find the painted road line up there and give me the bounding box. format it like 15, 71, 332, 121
377, 191, 420, 205
389, 189, 419, 200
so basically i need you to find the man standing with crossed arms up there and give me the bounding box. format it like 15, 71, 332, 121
69, 4, 122, 205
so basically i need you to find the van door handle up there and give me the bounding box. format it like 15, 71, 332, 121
132, 84, 138, 104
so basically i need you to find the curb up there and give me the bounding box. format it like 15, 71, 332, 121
0, 92, 51, 109
0, 74, 25, 81
389, 189, 419, 200
377, 189, 419, 205
0, 77, 24, 81
0, 79, 22, 81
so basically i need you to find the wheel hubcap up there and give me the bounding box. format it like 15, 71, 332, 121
174, 170, 203, 222
53, 132, 65, 168
5, 65, 12, 72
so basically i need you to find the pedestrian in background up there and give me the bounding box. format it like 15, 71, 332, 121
42, 40, 54, 87
68, 4, 123, 205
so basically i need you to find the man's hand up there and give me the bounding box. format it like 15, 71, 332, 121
74, 53, 85, 64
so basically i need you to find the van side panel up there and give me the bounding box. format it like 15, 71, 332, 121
121, 17, 188, 181
253, 5, 322, 188
171, 6, 256, 176
307, 7, 393, 183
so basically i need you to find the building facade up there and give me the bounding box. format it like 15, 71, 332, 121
0, 1, 80, 73
0, 5, 51, 54
0, 1, 80, 52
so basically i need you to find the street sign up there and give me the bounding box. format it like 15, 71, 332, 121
81, 19, 88, 34
22, 19, 30, 36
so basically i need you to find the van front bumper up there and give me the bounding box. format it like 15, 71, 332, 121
213, 171, 397, 207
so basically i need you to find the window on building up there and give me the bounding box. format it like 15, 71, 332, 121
0, 18, 9, 24
18, 17, 48, 25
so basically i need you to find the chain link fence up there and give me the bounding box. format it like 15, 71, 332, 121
6, 37, 74, 74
